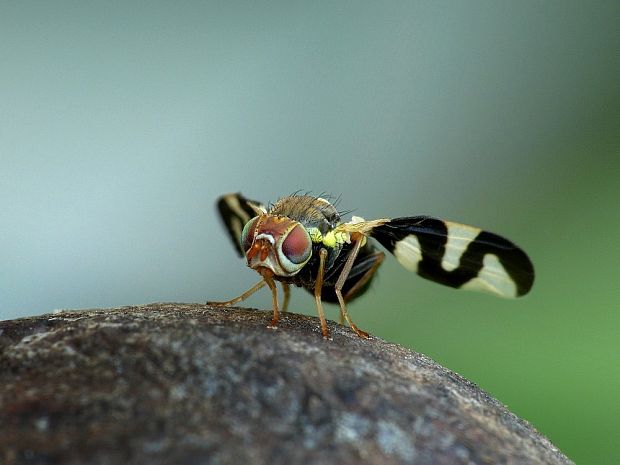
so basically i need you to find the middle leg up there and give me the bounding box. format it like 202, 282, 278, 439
313, 248, 331, 339
281, 282, 291, 313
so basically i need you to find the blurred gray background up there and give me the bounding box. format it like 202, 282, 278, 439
1, 2, 618, 464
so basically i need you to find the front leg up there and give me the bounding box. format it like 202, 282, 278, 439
207, 279, 266, 307
264, 276, 280, 329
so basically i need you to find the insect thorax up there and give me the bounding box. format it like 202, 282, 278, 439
267, 195, 348, 287
270, 195, 341, 235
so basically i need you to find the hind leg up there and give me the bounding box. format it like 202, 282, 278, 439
335, 251, 385, 324
333, 233, 378, 338
343, 251, 385, 301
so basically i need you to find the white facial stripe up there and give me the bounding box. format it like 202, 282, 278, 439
441, 223, 480, 272
249, 249, 303, 277
394, 235, 423, 272
250, 254, 283, 273
255, 233, 275, 244
460, 253, 517, 298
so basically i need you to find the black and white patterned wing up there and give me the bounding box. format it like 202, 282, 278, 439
216, 193, 265, 257
371, 216, 534, 298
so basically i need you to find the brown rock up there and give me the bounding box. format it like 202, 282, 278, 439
0, 303, 573, 465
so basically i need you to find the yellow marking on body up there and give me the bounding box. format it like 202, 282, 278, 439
335, 231, 349, 244
321, 230, 350, 248
308, 227, 323, 243
308, 226, 350, 248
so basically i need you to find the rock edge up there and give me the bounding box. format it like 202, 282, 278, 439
0, 303, 573, 465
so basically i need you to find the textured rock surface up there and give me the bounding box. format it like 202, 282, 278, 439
0, 303, 573, 465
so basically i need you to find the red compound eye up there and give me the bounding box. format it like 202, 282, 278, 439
240, 216, 259, 252
280, 224, 312, 267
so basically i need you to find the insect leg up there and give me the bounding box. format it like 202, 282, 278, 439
343, 252, 385, 301
281, 282, 291, 313
265, 276, 280, 329
207, 279, 266, 306
335, 233, 370, 339
335, 251, 384, 324
314, 248, 331, 339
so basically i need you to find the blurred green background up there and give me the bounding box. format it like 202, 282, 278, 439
1, 2, 618, 463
